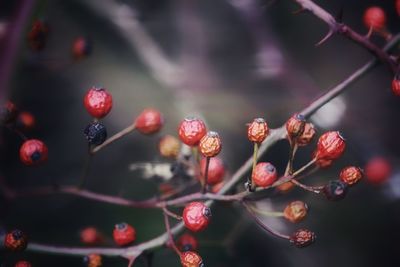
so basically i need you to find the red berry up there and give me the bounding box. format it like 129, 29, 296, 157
135, 108, 164, 135
15, 261, 31, 267
180, 251, 204, 267
286, 114, 306, 140
177, 233, 198, 252
276, 181, 295, 193
183, 202, 211, 232
339, 166, 363, 186
247, 118, 269, 143
297, 122, 316, 146
365, 157, 391, 184
283, 201, 308, 223
113, 223, 136, 246
199, 131, 222, 157
178, 117, 207, 146
392, 78, 400, 96
83, 87, 113, 118
4, 229, 28, 251
363, 6, 386, 31
396, 0, 400, 16
83, 254, 102, 267
200, 157, 225, 185
314, 131, 346, 161
72, 37, 92, 60
27, 19, 49, 51
16, 112, 35, 131
19, 139, 48, 166
290, 229, 316, 248
158, 135, 180, 158
312, 149, 334, 168
0, 101, 18, 124
80, 227, 103, 245
252, 162, 278, 188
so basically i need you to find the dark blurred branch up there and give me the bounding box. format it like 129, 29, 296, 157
293, 0, 397, 73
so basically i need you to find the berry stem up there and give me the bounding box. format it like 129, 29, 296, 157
248, 204, 284, 217
290, 179, 323, 194
292, 158, 316, 177
163, 207, 183, 220
78, 148, 93, 189
250, 142, 259, 190
202, 157, 210, 194
91, 124, 136, 154
162, 208, 181, 256
285, 142, 298, 176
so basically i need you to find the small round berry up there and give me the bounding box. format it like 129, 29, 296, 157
392, 78, 400, 96
19, 139, 48, 166
286, 113, 306, 140
199, 131, 222, 157
314, 131, 346, 161
113, 223, 136, 246
339, 166, 363, 186
277, 181, 295, 193
183, 202, 211, 232
15, 261, 31, 267
396, 0, 400, 16
80, 227, 103, 246
83, 87, 113, 119
0, 101, 18, 124
247, 118, 269, 143
72, 37, 92, 60
4, 229, 28, 251
297, 122, 316, 146
84, 122, 107, 146
322, 180, 348, 201
283, 201, 308, 223
83, 254, 102, 267
180, 251, 204, 267
177, 233, 198, 252
365, 157, 392, 184
27, 19, 49, 51
200, 157, 225, 185
158, 135, 180, 158
252, 162, 278, 188
290, 229, 316, 248
135, 108, 164, 135
363, 6, 386, 31
178, 117, 207, 146
16, 112, 35, 131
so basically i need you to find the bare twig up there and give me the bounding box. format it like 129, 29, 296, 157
91, 124, 136, 154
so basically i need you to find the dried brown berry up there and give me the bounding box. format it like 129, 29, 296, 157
340, 166, 363, 186
158, 135, 180, 158
284, 201, 308, 223
286, 113, 306, 140
199, 131, 222, 157
247, 118, 269, 143
297, 122, 316, 146
290, 229, 316, 248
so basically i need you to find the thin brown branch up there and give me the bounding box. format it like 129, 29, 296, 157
293, 0, 397, 72
91, 124, 136, 154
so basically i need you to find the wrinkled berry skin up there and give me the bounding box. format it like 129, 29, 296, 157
290, 229, 316, 248
80, 227, 103, 245
113, 223, 136, 246
247, 118, 269, 143
284, 201, 308, 223
83, 87, 113, 118
199, 131, 222, 157
363, 6, 386, 31
19, 139, 48, 166
312, 149, 333, 168
84, 122, 107, 145
72, 37, 92, 60
286, 114, 305, 140
180, 251, 204, 267
340, 166, 363, 186
323, 180, 348, 201
159, 135, 180, 158
4, 229, 28, 251
252, 162, 278, 188
297, 123, 316, 146
392, 78, 400, 96
177, 233, 198, 252
200, 157, 225, 185
178, 117, 207, 146
135, 108, 164, 135
15, 261, 31, 267
83, 254, 102, 267
183, 202, 211, 232
365, 157, 391, 184
314, 131, 346, 161
0, 101, 18, 124
16, 112, 35, 131
27, 19, 49, 51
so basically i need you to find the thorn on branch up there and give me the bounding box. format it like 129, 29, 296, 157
315, 30, 334, 47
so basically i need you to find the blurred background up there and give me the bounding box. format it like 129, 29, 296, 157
1, 0, 400, 266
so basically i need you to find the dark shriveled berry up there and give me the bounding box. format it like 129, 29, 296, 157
84, 122, 107, 145
290, 229, 316, 248
323, 180, 348, 201
4, 229, 28, 251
